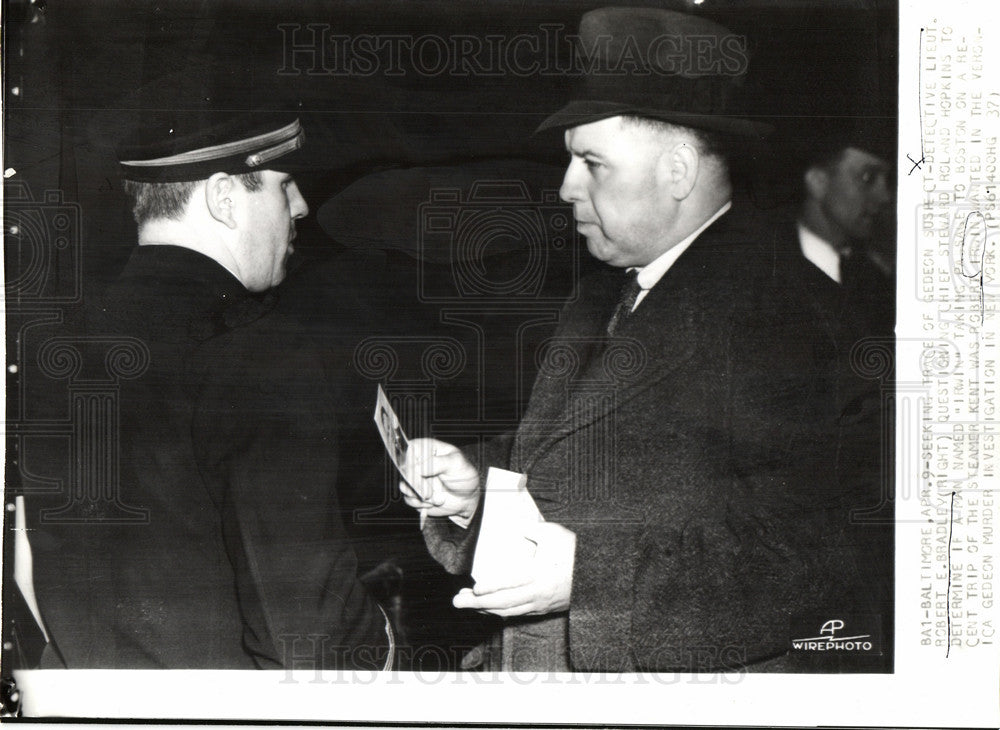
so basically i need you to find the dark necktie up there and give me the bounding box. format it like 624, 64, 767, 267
839, 247, 893, 336
840, 248, 876, 294
606, 269, 642, 336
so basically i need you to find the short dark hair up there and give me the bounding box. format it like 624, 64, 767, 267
122, 171, 263, 226
621, 115, 736, 166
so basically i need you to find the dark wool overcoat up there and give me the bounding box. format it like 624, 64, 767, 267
426, 207, 892, 672
29, 245, 389, 669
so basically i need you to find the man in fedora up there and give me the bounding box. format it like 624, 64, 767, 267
26, 115, 394, 669
399, 7, 887, 673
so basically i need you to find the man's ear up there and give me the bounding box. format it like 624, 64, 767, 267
662, 141, 699, 200
205, 172, 237, 229
804, 166, 828, 202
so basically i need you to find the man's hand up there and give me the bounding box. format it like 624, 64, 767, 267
452, 522, 576, 617
399, 438, 481, 522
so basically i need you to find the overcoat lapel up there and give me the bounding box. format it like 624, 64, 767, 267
514, 217, 736, 475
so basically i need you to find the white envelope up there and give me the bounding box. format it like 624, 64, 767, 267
471, 467, 544, 586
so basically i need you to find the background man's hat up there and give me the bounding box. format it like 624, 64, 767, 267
118, 111, 309, 183
537, 6, 772, 138
788, 116, 897, 171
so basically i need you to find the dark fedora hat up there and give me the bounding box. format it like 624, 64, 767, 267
538, 6, 772, 139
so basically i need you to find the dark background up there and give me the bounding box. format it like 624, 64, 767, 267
3, 0, 897, 672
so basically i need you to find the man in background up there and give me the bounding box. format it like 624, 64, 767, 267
794, 123, 895, 338
779, 124, 897, 665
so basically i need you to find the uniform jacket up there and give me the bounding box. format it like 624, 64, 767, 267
29, 245, 389, 669
425, 206, 891, 672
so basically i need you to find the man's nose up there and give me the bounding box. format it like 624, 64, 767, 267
559, 159, 584, 204
288, 181, 309, 219
872, 175, 892, 208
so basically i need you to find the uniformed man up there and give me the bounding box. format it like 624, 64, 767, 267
28, 115, 394, 669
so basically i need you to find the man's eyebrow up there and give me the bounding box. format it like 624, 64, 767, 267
566, 145, 605, 160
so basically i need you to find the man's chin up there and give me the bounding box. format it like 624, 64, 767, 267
584, 236, 608, 258
585, 238, 625, 267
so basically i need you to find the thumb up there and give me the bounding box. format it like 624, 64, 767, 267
472, 574, 531, 594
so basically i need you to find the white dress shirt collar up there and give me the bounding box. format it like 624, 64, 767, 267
798, 222, 842, 284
